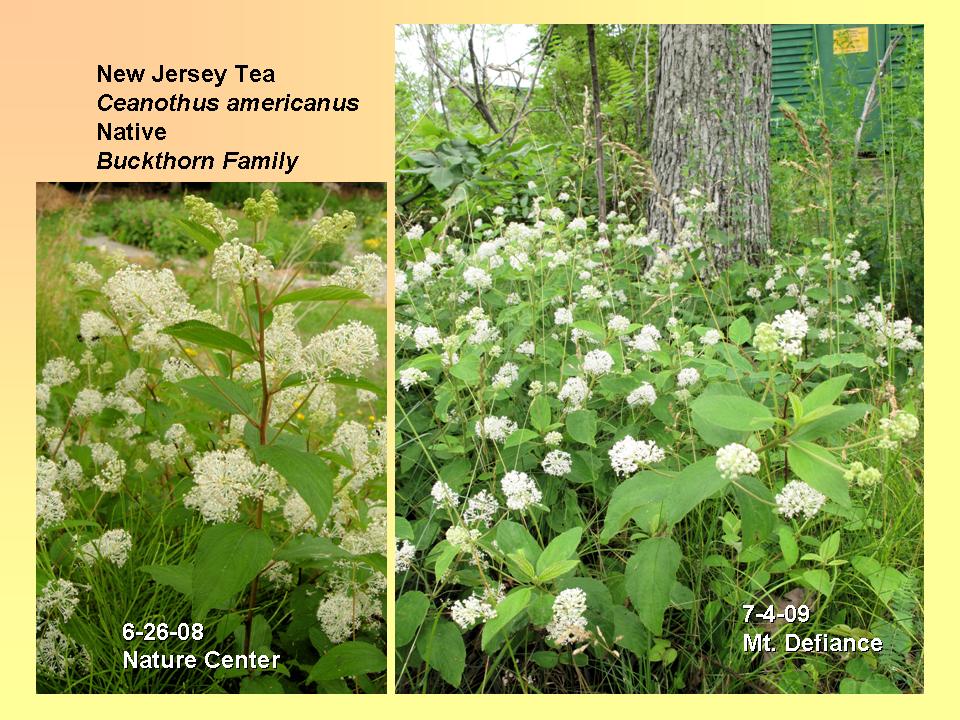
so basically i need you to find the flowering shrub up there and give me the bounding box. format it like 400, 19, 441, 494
36, 191, 387, 693
394, 190, 923, 693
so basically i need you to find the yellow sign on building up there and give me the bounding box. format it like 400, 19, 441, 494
833, 26, 870, 54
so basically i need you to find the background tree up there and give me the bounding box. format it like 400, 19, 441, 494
649, 24, 772, 261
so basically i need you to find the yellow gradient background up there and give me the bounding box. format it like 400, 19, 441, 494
3, 0, 952, 715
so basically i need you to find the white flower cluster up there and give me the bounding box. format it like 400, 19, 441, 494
558, 377, 591, 411
775, 480, 827, 520
450, 586, 504, 629
541, 449, 573, 477
626, 382, 657, 407
395, 540, 416, 572
715, 443, 761, 480
475, 415, 518, 443
399, 367, 430, 390
582, 349, 614, 376
546, 587, 590, 646
500, 471, 542, 511
183, 449, 284, 524
609, 436, 665, 476
78, 529, 133, 567
210, 239, 274, 285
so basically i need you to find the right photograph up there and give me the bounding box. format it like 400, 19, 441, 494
394, 24, 924, 694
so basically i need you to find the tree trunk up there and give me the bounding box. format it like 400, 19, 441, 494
587, 25, 607, 224
649, 24, 772, 263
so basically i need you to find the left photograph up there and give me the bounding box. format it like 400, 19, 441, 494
35, 182, 388, 693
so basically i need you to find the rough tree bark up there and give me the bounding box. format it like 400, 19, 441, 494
649, 24, 772, 263
587, 25, 607, 224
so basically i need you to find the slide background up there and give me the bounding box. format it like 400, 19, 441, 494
4, 0, 951, 713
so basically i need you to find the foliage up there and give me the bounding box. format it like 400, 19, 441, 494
394, 188, 923, 694
85, 198, 199, 260
36, 191, 387, 693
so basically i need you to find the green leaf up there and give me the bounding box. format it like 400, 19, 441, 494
536, 559, 579, 582
734, 476, 776, 549
309, 641, 386, 681
274, 286, 368, 305
417, 619, 465, 687
164, 320, 256, 357
778, 527, 799, 568
192, 524, 273, 620
566, 409, 597, 446
536, 527, 582, 576
571, 320, 606, 341
256, 445, 334, 527
792, 403, 871, 441
450, 352, 481, 385
326, 374, 386, 398
802, 374, 851, 413
851, 556, 906, 604
727, 317, 752, 345
395, 591, 430, 647
274, 536, 351, 564
179, 376, 257, 417
613, 606, 650, 658
787, 441, 851, 507
690, 394, 774, 432
529, 394, 551, 433
625, 537, 682, 635
495, 521, 541, 566
142, 563, 193, 596
504, 428, 539, 448
174, 217, 221, 253
819, 531, 841, 562
802, 569, 833, 597
601, 458, 729, 541
481, 587, 532, 651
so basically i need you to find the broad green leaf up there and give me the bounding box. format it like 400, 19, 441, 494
417, 619, 465, 687
536, 527, 582, 576
690, 394, 774, 432
778, 526, 799, 568
819, 531, 841, 562
792, 403, 871, 441
395, 591, 430, 647
326, 374, 386, 398
625, 537, 682, 635
142, 563, 193, 597
529, 394, 551, 433
728, 317, 752, 345
240, 676, 284, 694
851, 556, 906, 604
601, 458, 729, 541
309, 641, 386, 681
613, 606, 650, 658
734, 476, 775, 549
536, 558, 580, 582
802, 374, 851, 413
174, 217, 221, 253
566, 409, 597, 446
504, 428, 539, 448
256, 445, 334, 527
495, 520, 541, 565
164, 320, 256, 357
179, 376, 257, 417
275, 536, 351, 563
450, 352, 481, 385
571, 320, 606, 341
802, 569, 833, 597
481, 587, 532, 651
274, 286, 368, 305
787, 441, 851, 507
192, 523, 273, 620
